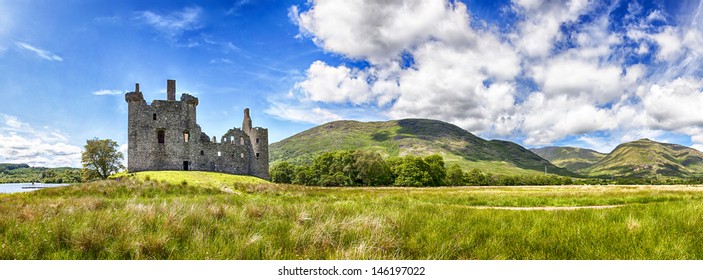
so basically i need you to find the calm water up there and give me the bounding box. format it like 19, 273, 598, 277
0, 183, 70, 194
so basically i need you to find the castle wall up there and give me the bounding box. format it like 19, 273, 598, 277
125, 81, 269, 179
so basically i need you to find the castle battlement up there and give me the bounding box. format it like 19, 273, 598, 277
125, 80, 269, 179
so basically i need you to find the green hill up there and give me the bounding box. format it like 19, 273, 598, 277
583, 139, 703, 178
0, 163, 81, 183
530, 147, 607, 174
270, 119, 574, 176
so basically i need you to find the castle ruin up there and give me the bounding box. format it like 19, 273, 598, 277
125, 80, 269, 179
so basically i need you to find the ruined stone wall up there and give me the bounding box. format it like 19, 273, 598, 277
125, 80, 270, 179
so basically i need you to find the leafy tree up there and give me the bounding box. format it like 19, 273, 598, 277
270, 161, 295, 184
445, 164, 465, 186
390, 156, 432, 186
424, 154, 446, 186
81, 138, 124, 181
292, 165, 316, 186
311, 151, 355, 186
352, 150, 393, 186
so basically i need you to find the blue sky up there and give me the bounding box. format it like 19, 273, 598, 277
0, 0, 702, 167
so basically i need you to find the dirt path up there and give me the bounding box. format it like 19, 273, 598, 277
465, 205, 625, 211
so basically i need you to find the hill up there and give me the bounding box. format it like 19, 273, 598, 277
270, 119, 574, 176
113, 171, 268, 187
0, 163, 81, 183
530, 147, 606, 174
583, 139, 703, 178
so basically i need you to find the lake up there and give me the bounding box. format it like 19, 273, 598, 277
0, 183, 70, 194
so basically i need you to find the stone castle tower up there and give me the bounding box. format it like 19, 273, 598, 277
124, 80, 269, 179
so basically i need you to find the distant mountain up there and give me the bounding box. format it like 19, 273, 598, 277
270, 119, 574, 176
530, 147, 606, 174
583, 139, 703, 178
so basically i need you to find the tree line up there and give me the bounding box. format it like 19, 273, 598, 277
270, 150, 575, 187
0, 165, 81, 184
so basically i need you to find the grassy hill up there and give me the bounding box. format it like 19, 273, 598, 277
270, 119, 574, 176
530, 147, 607, 174
583, 139, 703, 178
112, 171, 267, 190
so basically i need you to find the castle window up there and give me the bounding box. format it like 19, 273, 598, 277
153, 113, 157, 121
230, 136, 235, 143
200, 150, 204, 156
218, 151, 221, 157
157, 130, 165, 144
240, 153, 244, 158
256, 152, 260, 159
183, 130, 190, 143
256, 138, 259, 144
240, 137, 244, 145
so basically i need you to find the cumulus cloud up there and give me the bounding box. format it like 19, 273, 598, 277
278, 0, 703, 150
285, 0, 521, 135
388, 39, 520, 133
291, 0, 475, 63
529, 57, 626, 104
511, 0, 592, 58
0, 114, 82, 167
135, 6, 203, 40
15, 42, 63, 62
295, 61, 375, 105
639, 77, 703, 129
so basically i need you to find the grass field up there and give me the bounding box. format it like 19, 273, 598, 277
2, 171, 703, 259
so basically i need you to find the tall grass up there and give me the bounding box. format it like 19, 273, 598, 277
2, 176, 703, 259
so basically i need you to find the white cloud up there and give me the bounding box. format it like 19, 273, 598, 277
135, 6, 203, 39
530, 56, 625, 104
511, 0, 592, 58
0, 114, 82, 167
291, 0, 475, 63
15, 42, 63, 62
646, 10, 666, 23
518, 94, 618, 145
651, 26, 683, 61
294, 61, 378, 105
289, 0, 521, 135
639, 77, 703, 129
388, 39, 520, 133
119, 143, 128, 168
265, 101, 342, 124
282, 0, 703, 149
92, 89, 125, 96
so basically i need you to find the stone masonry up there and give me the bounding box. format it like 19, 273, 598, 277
125, 80, 269, 179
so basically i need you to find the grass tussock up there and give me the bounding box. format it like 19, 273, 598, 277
3, 175, 703, 259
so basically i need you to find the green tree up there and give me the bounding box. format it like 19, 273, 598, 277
352, 150, 393, 186
445, 164, 465, 186
81, 138, 124, 181
390, 156, 431, 186
292, 165, 316, 186
270, 161, 295, 184
424, 154, 446, 186
311, 151, 355, 186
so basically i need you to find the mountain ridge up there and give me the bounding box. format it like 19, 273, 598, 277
534, 139, 703, 178
530, 146, 607, 173
270, 118, 574, 176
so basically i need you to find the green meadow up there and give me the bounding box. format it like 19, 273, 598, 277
2, 171, 703, 259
